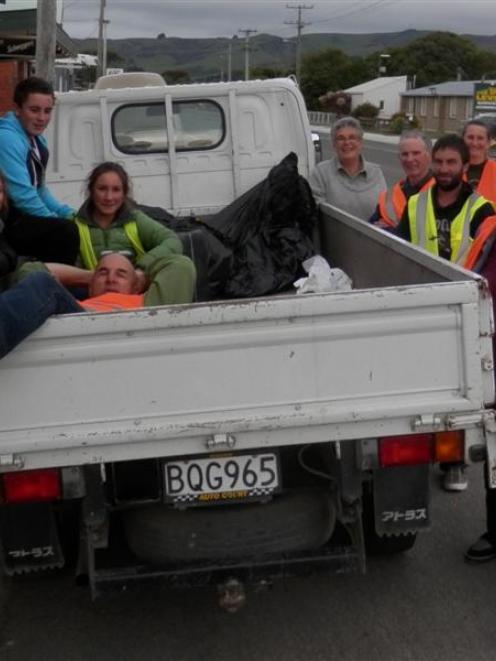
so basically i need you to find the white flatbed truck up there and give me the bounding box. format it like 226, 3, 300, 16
0, 76, 494, 603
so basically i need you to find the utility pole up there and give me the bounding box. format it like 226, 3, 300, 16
285, 4, 313, 83
227, 41, 232, 82
97, 0, 109, 79
238, 29, 257, 81
35, 0, 57, 84
227, 35, 239, 82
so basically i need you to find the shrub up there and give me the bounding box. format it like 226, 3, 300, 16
389, 112, 421, 134
351, 102, 379, 119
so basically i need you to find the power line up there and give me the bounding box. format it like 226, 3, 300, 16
312, 0, 395, 26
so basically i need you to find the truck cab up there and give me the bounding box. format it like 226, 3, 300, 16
46, 74, 316, 217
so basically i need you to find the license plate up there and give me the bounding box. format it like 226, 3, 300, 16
164, 452, 280, 505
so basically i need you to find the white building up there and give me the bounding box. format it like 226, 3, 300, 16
345, 76, 408, 119
55, 53, 98, 91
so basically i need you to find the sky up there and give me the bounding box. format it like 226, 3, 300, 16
2, 0, 496, 41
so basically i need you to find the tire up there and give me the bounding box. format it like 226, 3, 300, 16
122, 488, 336, 564
362, 488, 417, 555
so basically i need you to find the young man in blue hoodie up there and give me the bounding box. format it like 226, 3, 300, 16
0, 77, 79, 264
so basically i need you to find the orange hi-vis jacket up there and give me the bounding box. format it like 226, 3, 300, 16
464, 159, 496, 209
80, 292, 144, 313
377, 177, 435, 228
464, 215, 496, 272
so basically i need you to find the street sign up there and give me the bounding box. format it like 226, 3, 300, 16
474, 82, 496, 113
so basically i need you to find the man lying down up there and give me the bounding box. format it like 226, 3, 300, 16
0, 253, 152, 360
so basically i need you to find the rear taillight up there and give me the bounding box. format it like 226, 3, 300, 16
379, 434, 433, 467
378, 430, 465, 467
433, 430, 464, 463
2, 469, 61, 503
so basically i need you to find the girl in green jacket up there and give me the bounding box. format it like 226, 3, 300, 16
29, 162, 196, 307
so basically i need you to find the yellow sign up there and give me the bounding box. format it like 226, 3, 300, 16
475, 84, 496, 111
198, 490, 248, 502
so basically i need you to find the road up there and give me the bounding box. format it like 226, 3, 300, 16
0, 465, 495, 661
363, 139, 402, 187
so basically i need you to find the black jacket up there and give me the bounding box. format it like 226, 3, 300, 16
0, 217, 17, 277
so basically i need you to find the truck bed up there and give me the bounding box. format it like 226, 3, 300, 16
0, 206, 493, 471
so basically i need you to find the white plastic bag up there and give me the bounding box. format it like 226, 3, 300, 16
294, 255, 352, 294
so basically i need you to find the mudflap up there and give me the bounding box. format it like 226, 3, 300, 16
0, 502, 64, 575
373, 464, 430, 536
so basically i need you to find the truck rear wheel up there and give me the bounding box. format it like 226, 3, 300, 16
122, 488, 336, 564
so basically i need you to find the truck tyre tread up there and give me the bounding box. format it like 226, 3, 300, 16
122, 488, 335, 564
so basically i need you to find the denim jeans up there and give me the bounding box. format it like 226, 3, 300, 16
0, 271, 83, 359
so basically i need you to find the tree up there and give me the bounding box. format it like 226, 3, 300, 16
318, 91, 352, 116
373, 32, 496, 88
300, 48, 372, 109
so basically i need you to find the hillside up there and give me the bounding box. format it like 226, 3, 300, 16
73, 30, 496, 81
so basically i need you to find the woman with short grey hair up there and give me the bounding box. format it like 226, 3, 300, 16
310, 116, 386, 219
330, 116, 364, 142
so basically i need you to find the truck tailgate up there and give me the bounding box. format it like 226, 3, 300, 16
0, 275, 492, 471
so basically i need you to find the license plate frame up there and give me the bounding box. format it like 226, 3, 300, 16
163, 450, 281, 506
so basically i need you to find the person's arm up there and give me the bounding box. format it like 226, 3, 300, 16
308, 163, 327, 205
0, 132, 61, 218
38, 185, 74, 219
45, 263, 94, 287
133, 210, 183, 273
470, 202, 496, 238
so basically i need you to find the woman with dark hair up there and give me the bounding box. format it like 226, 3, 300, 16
462, 119, 496, 206
67, 161, 196, 306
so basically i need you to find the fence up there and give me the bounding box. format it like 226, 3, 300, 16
308, 111, 334, 126
308, 111, 392, 132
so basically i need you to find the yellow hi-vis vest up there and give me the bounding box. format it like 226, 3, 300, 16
75, 220, 146, 270
407, 188, 487, 265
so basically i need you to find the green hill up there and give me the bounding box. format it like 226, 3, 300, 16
73, 29, 496, 81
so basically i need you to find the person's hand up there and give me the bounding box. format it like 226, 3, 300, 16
135, 268, 147, 293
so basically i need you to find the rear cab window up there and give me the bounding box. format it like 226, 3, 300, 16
111, 100, 225, 153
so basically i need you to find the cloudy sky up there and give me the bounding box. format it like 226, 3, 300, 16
2, 0, 496, 40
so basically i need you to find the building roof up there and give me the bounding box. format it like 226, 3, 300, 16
0, 8, 77, 58
56, 53, 98, 68
403, 80, 496, 97
345, 76, 408, 94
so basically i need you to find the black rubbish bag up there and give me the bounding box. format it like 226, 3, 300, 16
138, 204, 233, 301
201, 151, 317, 298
